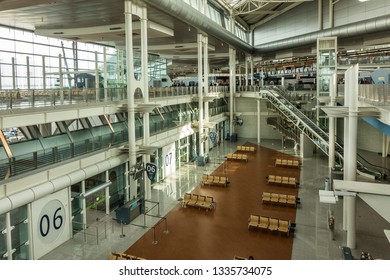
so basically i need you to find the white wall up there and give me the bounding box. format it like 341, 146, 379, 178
253, 0, 318, 45
334, 0, 390, 26
357, 119, 383, 153
234, 98, 282, 139
253, 0, 390, 46
337, 118, 383, 154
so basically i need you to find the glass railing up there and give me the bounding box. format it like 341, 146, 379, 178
0, 129, 128, 180
1, 105, 219, 181
0, 84, 231, 181
0, 88, 127, 109
338, 84, 390, 106
0, 85, 230, 111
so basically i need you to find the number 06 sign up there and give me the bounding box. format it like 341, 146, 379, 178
38, 199, 66, 243
32, 188, 70, 259
146, 163, 157, 181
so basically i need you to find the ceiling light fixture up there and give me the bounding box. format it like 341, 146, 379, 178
188, 26, 191, 32
358, 0, 369, 2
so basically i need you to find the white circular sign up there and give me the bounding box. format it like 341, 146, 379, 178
38, 199, 66, 243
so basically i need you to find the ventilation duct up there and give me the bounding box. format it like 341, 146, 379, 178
142, 0, 254, 54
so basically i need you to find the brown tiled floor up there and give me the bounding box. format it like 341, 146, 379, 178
125, 143, 300, 260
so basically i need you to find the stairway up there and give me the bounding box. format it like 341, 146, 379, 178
262, 87, 389, 181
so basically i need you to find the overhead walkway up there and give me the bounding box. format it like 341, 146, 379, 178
0, 85, 229, 181
260, 86, 390, 181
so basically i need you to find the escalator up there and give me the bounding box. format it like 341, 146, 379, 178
262, 86, 390, 181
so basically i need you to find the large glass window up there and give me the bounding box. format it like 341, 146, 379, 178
0, 26, 172, 91
0, 26, 115, 90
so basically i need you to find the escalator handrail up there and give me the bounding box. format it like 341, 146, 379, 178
264, 86, 389, 179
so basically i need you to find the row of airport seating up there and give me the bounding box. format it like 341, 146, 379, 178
236, 145, 256, 153
201, 174, 229, 187
108, 252, 146, 260
275, 158, 300, 168
248, 215, 294, 236
227, 153, 248, 162
181, 193, 216, 210
262, 192, 300, 207
266, 175, 299, 188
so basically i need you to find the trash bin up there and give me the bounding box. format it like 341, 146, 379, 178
341, 246, 354, 260
197, 156, 205, 166
230, 133, 238, 142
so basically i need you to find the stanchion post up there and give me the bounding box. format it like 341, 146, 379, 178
120, 220, 125, 238
152, 227, 158, 245
164, 218, 169, 234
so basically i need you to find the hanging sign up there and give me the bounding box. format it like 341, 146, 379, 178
146, 163, 157, 181
209, 131, 217, 143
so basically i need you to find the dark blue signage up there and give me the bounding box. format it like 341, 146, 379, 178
145, 163, 157, 181
209, 131, 217, 143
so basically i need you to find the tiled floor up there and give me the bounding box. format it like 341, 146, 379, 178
40, 138, 390, 260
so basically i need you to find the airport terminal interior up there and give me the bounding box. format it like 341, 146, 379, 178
1, 0, 390, 260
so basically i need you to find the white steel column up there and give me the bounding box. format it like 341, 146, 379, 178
58, 55, 64, 103
328, 74, 337, 170
257, 99, 261, 144
42, 56, 46, 90
124, 0, 137, 199
26, 56, 30, 90
345, 64, 359, 249
382, 133, 388, 157
125, 162, 130, 201
250, 56, 254, 86
204, 35, 210, 155
81, 180, 87, 233
343, 71, 350, 180
343, 66, 350, 231
105, 170, 110, 215
245, 57, 249, 86
198, 33, 204, 157
229, 47, 236, 135
346, 65, 358, 181
141, 7, 151, 200
260, 67, 264, 87
103, 47, 108, 101
95, 51, 100, 101
12, 57, 16, 90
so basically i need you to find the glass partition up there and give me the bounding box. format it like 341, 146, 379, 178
71, 183, 84, 233
108, 164, 126, 209
10, 206, 29, 260
0, 213, 6, 260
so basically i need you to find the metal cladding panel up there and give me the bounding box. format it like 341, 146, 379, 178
0, 197, 12, 215
8, 189, 36, 210
30, 182, 55, 199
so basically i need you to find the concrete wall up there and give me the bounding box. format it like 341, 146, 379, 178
234, 98, 282, 140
